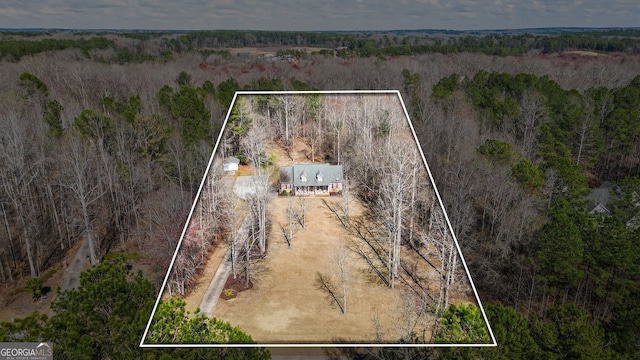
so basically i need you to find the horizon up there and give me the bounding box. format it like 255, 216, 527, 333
2, 26, 640, 34
1, 1, 638, 32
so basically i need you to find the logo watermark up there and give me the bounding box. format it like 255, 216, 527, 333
0, 342, 52, 360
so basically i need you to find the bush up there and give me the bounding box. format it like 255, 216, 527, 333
235, 152, 247, 165
279, 189, 294, 196
24, 278, 44, 300
221, 288, 237, 300
435, 303, 490, 344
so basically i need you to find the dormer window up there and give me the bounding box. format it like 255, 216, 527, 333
300, 172, 307, 182
316, 171, 323, 182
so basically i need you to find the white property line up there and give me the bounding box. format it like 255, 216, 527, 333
140, 90, 497, 348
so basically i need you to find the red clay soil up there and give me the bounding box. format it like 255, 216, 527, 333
222, 274, 253, 294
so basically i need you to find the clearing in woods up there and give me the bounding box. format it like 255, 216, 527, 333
212, 194, 427, 343
173, 94, 481, 345
206, 140, 466, 344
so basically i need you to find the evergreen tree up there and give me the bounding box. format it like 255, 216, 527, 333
435, 303, 491, 344
45, 257, 156, 359
530, 303, 615, 359
535, 201, 585, 296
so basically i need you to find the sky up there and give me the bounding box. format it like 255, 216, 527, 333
1, 0, 639, 31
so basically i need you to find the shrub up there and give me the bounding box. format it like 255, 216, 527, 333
25, 278, 44, 300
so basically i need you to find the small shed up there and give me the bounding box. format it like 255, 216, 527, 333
223, 156, 240, 174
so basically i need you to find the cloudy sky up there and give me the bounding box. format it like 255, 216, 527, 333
1, 0, 638, 31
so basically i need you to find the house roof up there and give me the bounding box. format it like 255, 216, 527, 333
586, 181, 611, 207
589, 203, 611, 215
224, 156, 240, 165
280, 164, 343, 187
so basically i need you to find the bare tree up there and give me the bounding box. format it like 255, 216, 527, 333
423, 202, 459, 315
140, 184, 190, 272
245, 173, 272, 257
0, 202, 16, 271
517, 91, 544, 160
280, 195, 296, 248
315, 242, 349, 315
241, 117, 271, 255
0, 108, 42, 277
315, 272, 345, 314
274, 94, 302, 155
315, 239, 350, 315
225, 191, 246, 279
376, 136, 420, 289
60, 131, 106, 266
196, 160, 228, 261
393, 289, 432, 343
167, 221, 204, 296
336, 239, 348, 315
341, 179, 351, 227
325, 97, 345, 164
240, 208, 262, 288
296, 195, 306, 229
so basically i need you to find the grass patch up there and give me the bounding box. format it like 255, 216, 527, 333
41, 265, 61, 282
103, 251, 140, 262
6, 265, 63, 296
8, 287, 23, 296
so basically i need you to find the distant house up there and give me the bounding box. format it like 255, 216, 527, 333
586, 181, 612, 216
586, 183, 640, 226
223, 156, 240, 174
280, 163, 343, 195
589, 203, 611, 216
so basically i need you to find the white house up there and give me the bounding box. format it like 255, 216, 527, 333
223, 156, 240, 174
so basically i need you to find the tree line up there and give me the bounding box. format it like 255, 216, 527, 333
3, 29, 640, 64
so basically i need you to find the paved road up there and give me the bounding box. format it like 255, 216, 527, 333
199, 209, 254, 316
60, 233, 90, 291
198, 249, 232, 316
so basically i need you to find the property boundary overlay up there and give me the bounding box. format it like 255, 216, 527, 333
139, 90, 497, 348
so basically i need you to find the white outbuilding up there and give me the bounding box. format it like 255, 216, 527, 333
223, 156, 240, 174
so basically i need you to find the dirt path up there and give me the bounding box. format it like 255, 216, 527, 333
60, 233, 90, 291
0, 237, 81, 322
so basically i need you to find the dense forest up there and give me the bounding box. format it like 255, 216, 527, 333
0, 29, 639, 358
